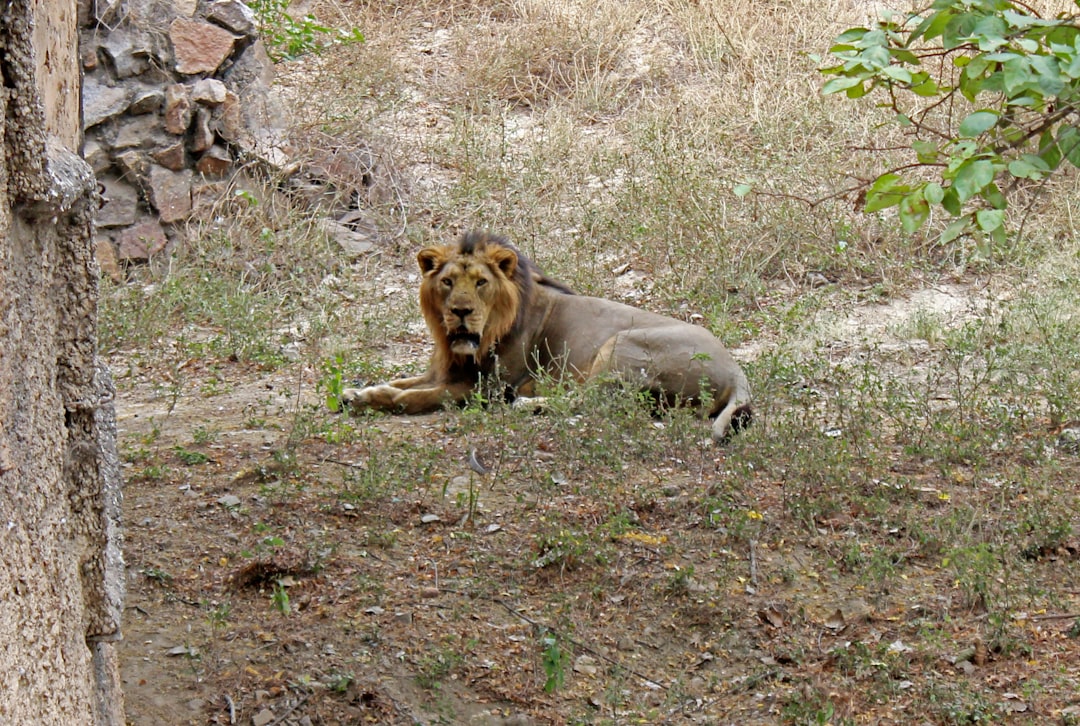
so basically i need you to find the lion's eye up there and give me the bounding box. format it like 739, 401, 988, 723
441, 278, 453, 288
475, 278, 487, 287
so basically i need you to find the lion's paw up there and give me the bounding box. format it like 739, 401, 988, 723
340, 384, 399, 412
511, 395, 548, 414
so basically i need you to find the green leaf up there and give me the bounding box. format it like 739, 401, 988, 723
835, 27, 870, 43
958, 110, 999, 137
1039, 130, 1062, 169
1008, 154, 1051, 179
1003, 9, 1054, 29
924, 182, 945, 204
972, 15, 1007, 51
1016, 37, 1040, 53
952, 159, 994, 204
916, 9, 954, 42
940, 217, 970, 243
984, 183, 1006, 210
1030, 54, 1064, 95
911, 77, 941, 96
822, 76, 865, 94
976, 208, 1005, 232
864, 173, 905, 213
1003, 57, 1033, 95
899, 192, 930, 233
942, 187, 962, 216
882, 65, 914, 83
963, 56, 990, 79
733, 184, 752, 198
913, 140, 940, 163
1058, 125, 1080, 167
943, 12, 979, 50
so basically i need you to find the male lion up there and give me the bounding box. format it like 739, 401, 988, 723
342, 231, 752, 442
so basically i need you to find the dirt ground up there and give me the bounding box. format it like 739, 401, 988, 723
113, 278, 1080, 726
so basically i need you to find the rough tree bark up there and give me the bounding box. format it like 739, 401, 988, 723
0, 0, 125, 723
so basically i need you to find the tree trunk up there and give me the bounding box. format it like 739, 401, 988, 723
0, 0, 125, 723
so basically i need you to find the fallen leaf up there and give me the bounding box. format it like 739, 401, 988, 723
759, 606, 785, 628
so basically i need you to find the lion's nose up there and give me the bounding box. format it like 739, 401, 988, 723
451, 307, 472, 321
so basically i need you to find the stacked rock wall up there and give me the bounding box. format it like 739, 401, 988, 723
80, 0, 289, 277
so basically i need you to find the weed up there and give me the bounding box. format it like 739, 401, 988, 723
173, 446, 209, 466
318, 353, 347, 413
191, 425, 219, 445
248, 0, 364, 62
206, 602, 231, 634
540, 634, 572, 693
415, 639, 467, 691
270, 582, 291, 616
141, 567, 172, 585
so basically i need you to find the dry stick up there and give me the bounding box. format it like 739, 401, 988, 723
223, 694, 236, 725
439, 587, 668, 690
1028, 613, 1080, 622
749, 539, 759, 587
268, 695, 309, 726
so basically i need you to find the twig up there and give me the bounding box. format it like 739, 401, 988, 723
222, 694, 236, 725
323, 457, 366, 470
749, 539, 759, 587
268, 695, 309, 725
440, 587, 668, 690
1028, 612, 1080, 622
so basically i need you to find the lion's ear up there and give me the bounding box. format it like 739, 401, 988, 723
417, 247, 446, 275
488, 247, 518, 280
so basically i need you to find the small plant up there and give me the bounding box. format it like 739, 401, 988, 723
540, 634, 572, 693
191, 426, 219, 445
326, 671, 354, 693
319, 353, 347, 413
174, 445, 209, 466
271, 581, 291, 615
416, 640, 467, 690
207, 602, 231, 634
142, 567, 172, 585
248, 0, 364, 62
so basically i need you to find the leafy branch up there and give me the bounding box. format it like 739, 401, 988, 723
814, 0, 1080, 246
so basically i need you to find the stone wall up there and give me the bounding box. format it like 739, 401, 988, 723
80, 0, 290, 278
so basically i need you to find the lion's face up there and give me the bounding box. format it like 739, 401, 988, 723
417, 239, 521, 361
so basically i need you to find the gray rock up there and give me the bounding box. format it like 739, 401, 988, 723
83, 75, 131, 129
101, 28, 153, 79
191, 107, 215, 153
192, 78, 228, 106
83, 138, 111, 174
207, 0, 257, 37
114, 150, 149, 179
110, 114, 167, 150
153, 141, 187, 171
128, 87, 164, 115
95, 178, 139, 228
95, 236, 123, 282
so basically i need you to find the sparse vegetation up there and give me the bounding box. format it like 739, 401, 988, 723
111, 0, 1080, 724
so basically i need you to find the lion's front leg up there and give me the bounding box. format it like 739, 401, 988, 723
341, 376, 475, 415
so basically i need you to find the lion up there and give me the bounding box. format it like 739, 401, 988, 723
341, 231, 753, 442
